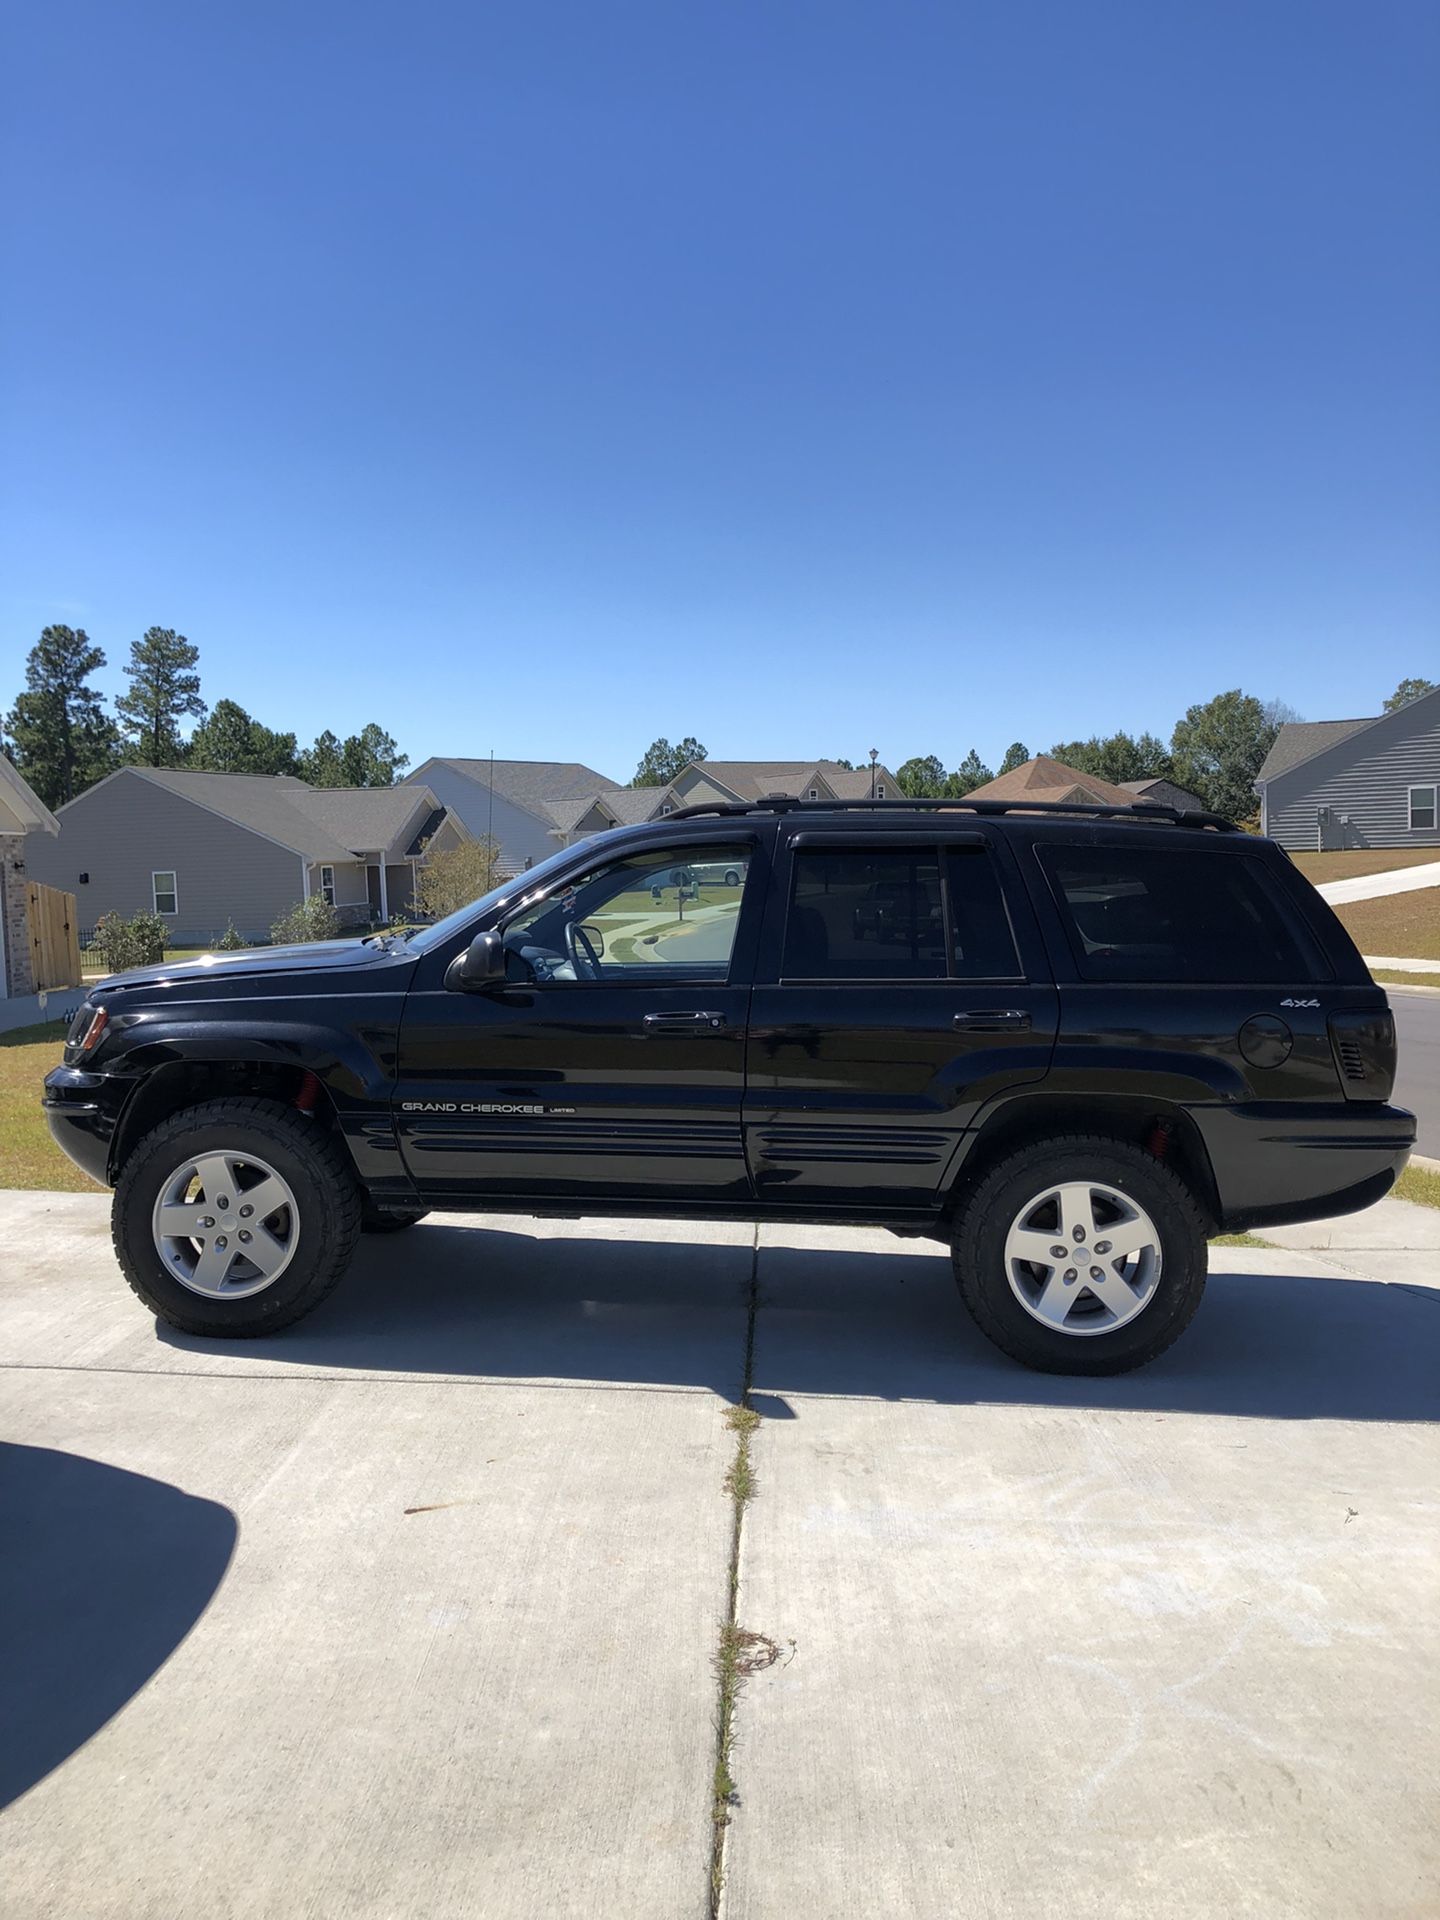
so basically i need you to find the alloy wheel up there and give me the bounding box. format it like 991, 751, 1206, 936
1003, 1179, 1162, 1336
151, 1150, 300, 1299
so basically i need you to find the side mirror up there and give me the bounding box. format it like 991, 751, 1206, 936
444, 928, 506, 993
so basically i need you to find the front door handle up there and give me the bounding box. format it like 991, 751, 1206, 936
642, 1011, 729, 1031
953, 1009, 1031, 1032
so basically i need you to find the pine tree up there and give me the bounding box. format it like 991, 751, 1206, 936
3, 625, 120, 808
115, 626, 205, 765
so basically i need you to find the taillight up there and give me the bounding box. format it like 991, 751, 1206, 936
1327, 1008, 1396, 1101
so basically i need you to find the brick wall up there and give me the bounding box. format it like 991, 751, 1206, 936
2, 832, 36, 997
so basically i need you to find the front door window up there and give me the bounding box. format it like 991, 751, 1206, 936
501, 846, 751, 984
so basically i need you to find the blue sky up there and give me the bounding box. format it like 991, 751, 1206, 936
3, 1, 1437, 781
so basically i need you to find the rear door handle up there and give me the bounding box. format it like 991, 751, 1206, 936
953, 1009, 1031, 1032
642, 1011, 729, 1031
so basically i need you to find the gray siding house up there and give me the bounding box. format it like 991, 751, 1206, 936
1256, 685, 1440, 850
405, 757, 905, 872
405, 759, 626, 874
28, 768, 467, 945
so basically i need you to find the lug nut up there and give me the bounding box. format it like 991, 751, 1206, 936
239, 1204, 253, 1218
1050, 1244, 1068, 1259
217, 1196, 229, 1210
1095, 1240, 1111, 1255
215, 1235, 228, 1250
238, 1230, 252, 1244
1072, 1226, 1085, 1241
1063, 1268, 1077, 1284
1090, 1266, 1103, 1280
200, 1216, 214, 1229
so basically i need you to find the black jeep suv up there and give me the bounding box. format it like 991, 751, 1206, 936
44, 797, 1413, 1375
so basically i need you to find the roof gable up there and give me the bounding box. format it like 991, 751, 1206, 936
1257, 687, 1440, 787
965, 756, 1138, 807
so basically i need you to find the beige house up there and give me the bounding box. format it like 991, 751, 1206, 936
27, 767, 468, 946
0, 754, 62, 999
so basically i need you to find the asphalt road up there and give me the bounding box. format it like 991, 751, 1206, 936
1392, 988, 1440, 1156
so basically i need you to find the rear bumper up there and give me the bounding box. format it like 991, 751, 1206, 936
43, 1067, 119, 1186
1191, 1100, 1416, 1233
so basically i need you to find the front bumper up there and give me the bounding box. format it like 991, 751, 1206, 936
43, 1066, 120, 1186
1191, 1100, 1416, 1232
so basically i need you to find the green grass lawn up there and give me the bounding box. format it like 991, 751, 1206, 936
0, 1020, 102, 1192
1333, 888, 1440, 962
1289, 849, 1440, 885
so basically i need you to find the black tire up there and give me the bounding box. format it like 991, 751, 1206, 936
951, 1134, 1207, 1375
361, 1206, 430, 1233
724, 869, 741, 888
112, 1097, 363, 1338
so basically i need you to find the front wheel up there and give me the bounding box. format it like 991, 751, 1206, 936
952, 1135, 1207, 1375
112, 1098, 363, 1337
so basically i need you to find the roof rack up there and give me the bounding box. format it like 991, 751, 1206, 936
662, 795, 1239, 832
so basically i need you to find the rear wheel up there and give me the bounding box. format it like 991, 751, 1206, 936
112, 1098, 362, 1337
952, 1135, 1207, 1374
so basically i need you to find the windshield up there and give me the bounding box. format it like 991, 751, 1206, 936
405, 843, 580, 955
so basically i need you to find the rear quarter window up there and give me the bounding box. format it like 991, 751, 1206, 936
1037, 846, 1327, 983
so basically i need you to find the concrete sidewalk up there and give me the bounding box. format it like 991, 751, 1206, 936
1257, 1189, 1440, 1292
1319, 861, 1440, 905
2, 1193, 1437, 1918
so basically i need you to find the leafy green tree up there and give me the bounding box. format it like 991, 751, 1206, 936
189, 699, 298, 775
1048, 731, 1173, 785
295, 724, 408, 787
297, 730, 345, 785
827, 756, 855, 770
414, 836, 504, 920
340, 723, 408, 786
1170, 690, 1279, 822
998, 741, 1030, 775
944, 749, 994, 798
1383, 677, 1437, 713
632, 736, 707, 787
3, 625, 120, 808
115, 626, 204, 765
896, 754, 947, 797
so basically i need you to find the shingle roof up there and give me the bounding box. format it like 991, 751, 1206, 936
964, 756, 1138, 807
1254, 718, 1374, 784
130, 768, 445, 862
424, 759, 623, 813
289, 784, 435, 855
601, 787, 668, 824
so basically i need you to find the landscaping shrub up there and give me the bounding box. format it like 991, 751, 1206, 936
270, 895, 340, 945
216, 920, 249, 950
91, 909, 167, 975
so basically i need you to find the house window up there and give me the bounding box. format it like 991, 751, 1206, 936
876, 783, 886, 799
1409, 786, 1437, 832
661, 803, 673, 814
319, 864, 336, 906
152, 871, 178, 916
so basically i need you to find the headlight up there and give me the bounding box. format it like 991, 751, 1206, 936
67, 1005, 108, 1058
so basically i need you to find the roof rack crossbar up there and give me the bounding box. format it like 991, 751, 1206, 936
661, 796, 1238, 832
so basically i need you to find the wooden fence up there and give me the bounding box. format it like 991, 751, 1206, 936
27, 881, 82, 993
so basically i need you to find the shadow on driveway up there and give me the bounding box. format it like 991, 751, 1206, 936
158, 1222, 1440, 1425
0, 1445, 236, 1809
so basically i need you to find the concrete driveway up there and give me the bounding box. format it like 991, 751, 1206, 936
2, 1194, 1437, 1918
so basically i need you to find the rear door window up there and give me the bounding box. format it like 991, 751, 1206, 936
783, 845, 1021, 980
1037, 846, 1323, 983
